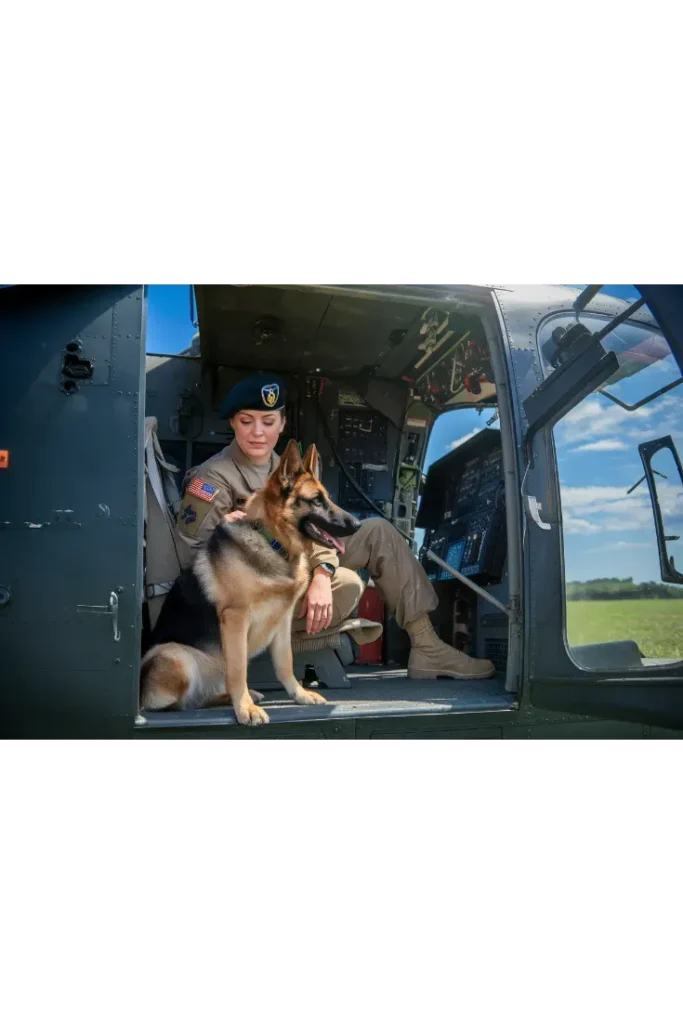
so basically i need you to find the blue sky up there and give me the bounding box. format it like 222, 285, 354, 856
147, 285, 197, 354
146, 285, 681, 583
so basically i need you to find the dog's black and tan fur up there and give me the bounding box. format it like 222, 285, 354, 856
140, 441, 361, 726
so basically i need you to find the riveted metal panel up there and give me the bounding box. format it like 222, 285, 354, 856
0, 286, 146, 736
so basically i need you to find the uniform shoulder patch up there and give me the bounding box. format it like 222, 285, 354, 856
179, 503, 198, 525
176, 493, 216, 539
187, 477, 219, 502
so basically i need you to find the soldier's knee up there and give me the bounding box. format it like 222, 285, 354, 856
358, 516, 399, 556
358, 516, 394, 541
334, 567, 365, 618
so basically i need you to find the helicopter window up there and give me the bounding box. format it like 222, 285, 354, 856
541, 314, 683, 672
539, 313, 682, 408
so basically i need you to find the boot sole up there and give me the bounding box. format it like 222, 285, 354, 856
408, 667, 496, 681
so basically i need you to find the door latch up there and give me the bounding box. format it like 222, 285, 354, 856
77, 591, 121, 641
526, 495, 552, 531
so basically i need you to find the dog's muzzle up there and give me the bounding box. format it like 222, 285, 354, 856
302, 511, 361, 555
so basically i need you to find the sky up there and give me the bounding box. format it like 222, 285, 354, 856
552, 351, 682, 584
147, 285, 197, 354
146, 284, 682, 583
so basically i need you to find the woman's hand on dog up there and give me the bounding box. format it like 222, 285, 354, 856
301, 571, 333, 634
223, 510, 247, 523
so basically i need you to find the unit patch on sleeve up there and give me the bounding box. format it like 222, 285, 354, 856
176, 478, 222, 538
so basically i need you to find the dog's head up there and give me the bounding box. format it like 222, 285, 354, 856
262, 440, 361, 554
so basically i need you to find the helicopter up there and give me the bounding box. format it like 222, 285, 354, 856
1, 282, 682, 739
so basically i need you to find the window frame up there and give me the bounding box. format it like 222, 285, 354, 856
491, 285, 683, 729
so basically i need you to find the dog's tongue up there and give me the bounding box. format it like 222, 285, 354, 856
312, 525, 345, 555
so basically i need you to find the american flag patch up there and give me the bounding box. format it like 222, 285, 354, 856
187, 477, 218, 502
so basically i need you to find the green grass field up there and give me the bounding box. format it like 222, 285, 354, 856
566, 600, 683, 660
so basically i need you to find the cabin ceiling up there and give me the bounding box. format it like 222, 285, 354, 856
194, 285, 428, 377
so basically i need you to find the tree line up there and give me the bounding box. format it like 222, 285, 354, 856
567, 577, 683, 601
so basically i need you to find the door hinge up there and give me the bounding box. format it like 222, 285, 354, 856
77, 590, 121, 641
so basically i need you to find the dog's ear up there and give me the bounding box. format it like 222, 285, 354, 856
277, 439, 303, 488
302, 444, 321, 480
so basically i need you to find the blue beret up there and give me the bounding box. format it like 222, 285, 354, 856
219, 374, 287, 419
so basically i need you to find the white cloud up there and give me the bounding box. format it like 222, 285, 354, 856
448, 429, 480, 451
561, 484, 642, 508
572, 439, 628, 452
648, 354, 679, 375
560, 484, 651, 532
558, 398, 654, 444
563, 514, 601, 535
584, 540, 653, 554
626, 427, 658, 442
652, 419, 683, 454
559, 482, 683, 535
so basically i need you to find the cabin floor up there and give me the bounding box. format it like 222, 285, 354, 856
139, 666, 516, 729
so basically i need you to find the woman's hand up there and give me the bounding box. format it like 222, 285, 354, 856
300, 570, 333, 634
223, 510, 247, 524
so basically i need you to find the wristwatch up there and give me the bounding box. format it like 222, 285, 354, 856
316, 562, 336, 577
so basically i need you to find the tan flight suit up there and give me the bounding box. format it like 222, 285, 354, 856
174, 440, 439, 635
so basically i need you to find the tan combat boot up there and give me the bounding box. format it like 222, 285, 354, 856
406, 614, 496, 680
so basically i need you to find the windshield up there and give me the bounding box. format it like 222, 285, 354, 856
414, 406, 500, 552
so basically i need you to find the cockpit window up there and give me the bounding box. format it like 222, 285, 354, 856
539, 313, 681, 408
540, 313, 683, 671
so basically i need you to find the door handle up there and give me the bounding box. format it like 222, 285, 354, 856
77, 591, 121, 641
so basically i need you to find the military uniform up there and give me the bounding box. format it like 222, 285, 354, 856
176, 438, 366, 635
174, 374, 495, 678
175, 434, 446, 630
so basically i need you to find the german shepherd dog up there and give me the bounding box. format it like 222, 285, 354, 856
140, 441, 361, 726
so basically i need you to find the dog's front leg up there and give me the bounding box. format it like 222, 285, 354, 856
220, 607, 269, 727
270, 614, 328, 707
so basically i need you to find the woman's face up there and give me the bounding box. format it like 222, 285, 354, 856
230, 409, 286, 464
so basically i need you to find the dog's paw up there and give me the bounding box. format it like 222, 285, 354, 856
294, 688, 328, 706
235, 701, 270, 727
215, 689, 264, 707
